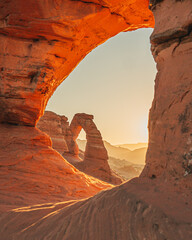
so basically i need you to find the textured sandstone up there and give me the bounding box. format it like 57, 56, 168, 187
69, 113, 122, 184
1, 179, 192, 240
38, 111, 122, 184
0, 123, 111, 212
0, 0, 192, 239
37, 110, 70, 154
141, 0, 192, 191
0, 0, 154, 126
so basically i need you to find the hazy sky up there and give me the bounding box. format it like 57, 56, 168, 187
46, 28, 156, 145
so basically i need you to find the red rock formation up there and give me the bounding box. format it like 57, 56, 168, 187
37, 111, 122, 184
1, 178, 192, 239
0, 0, 154, 126
0, 123, 112, 212
69, 113, 107, 158
141, 0, 192, 190
68, 113, 122, 184
37, 110, 70, 154
0, 0, 192, 239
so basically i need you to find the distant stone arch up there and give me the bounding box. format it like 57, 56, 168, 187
68, 113, 122, 184
68, 113, 108, 162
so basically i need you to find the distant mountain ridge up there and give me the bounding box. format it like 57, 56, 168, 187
77, 139, 147, 180
77, 139, 147, 165
116, 142, 148, 151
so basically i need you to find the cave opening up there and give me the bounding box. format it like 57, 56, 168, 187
46, 28, 156, 182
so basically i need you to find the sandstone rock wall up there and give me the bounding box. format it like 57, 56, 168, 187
37, 111, 70, 154
0, 0, 192, 239
0, 0, 154, 126
141, 0, 192, 190
0, 123, 112, 212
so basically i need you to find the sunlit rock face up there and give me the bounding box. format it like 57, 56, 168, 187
0, 123, 112, 212
2, 179, 192, 240
142, 0, 192, 190
1, 0, 192, 239
0, 0, 154, 126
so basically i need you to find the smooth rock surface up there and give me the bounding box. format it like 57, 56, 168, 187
1, 178, 192, 240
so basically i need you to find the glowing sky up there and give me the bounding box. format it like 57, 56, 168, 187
46, 28, 156, 145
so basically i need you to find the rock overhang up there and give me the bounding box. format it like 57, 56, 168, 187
0, 0, 154, 126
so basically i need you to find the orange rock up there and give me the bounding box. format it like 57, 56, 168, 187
68, 113, 123, 184
37, 111, 70, 154
0, 0, 192, 239
0, 123, 112, 212
37, 111, 122, 184
1, 178, 192, 239
141, 0, 192, 191
0, 0, 154, 126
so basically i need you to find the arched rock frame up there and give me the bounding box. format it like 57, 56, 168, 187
0, 0, 192, 238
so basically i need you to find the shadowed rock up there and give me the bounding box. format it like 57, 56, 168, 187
37, 111, 70, 154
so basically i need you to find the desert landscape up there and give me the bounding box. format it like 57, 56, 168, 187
0, 0, 192, 239
77, 139, 146, 180
37, 110, 146, 181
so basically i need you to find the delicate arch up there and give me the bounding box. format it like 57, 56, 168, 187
69, 113, 108, 161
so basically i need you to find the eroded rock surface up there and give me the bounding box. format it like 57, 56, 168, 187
68, 113, 122, 184
37, 111, 122, 184
0, 0, 154, 126
37, 110, 70, 154
1, 178, 192, 240
0, 123, 112, 212
0, 0, 192, 239
141, 0, 192, 191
